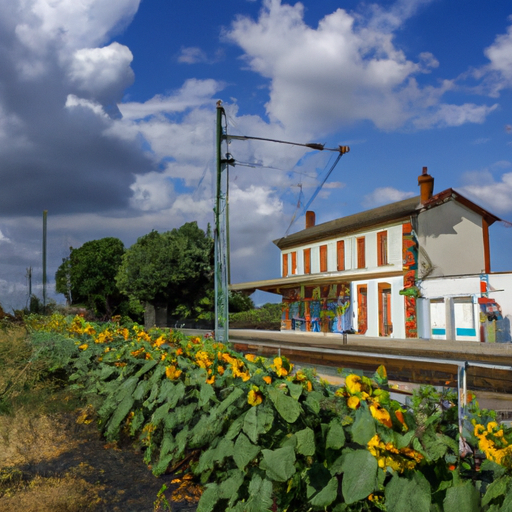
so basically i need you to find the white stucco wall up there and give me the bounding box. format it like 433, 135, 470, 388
417, 201, 485, 278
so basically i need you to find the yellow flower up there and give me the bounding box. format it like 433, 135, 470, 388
245, 353, 257, 362
347, 396, 360, 409
248, 387, 263, 406
370, 403, 392, 428
165, 365, 182, 380
206, 375, 215, 385
263, 376, 272, 385
345, 374, 362, 394
154, 335, 166, 347
78, 343, 88, 350
306, 381, 313, 392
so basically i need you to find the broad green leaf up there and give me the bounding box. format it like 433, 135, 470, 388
304, 391, 323, 415
385, 472, 431, 512
326, 419, 345, 450
257, 403, 275, 434
296, 427, 316, 456
218, 470, 245, 502
443, 481, 481, 512
244, 475, 273, 512
218, 387, 245, 414
167, 381, 185, 408
268, 387, 301, 424
286, 381, 303, 400
310, 477, 338, 508
196, 444, 217, 474
351, 405, 375, 446
132, 379, 151, 401
307, 463, 332, 498
213, 437, 234, 464
341, 449, 377, 504
197, 483, 219, 512
260, 445, 296, 482
134, 359, 158, 378
175, 425, 189, 458
105, 394, 134, 439
243, 406, 260, 444
482, 476, 511, 506
199, 382, 216, 407
225, 414, 244, 440
151, 402, 171, 426
233, 433, 260, 471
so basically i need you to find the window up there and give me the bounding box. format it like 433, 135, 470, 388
320, 244, 327, 272
304, 248, 311, 274
377, 231, 388, 266
357, 237, 365, 269
282, 253, 288, 277
337, 240, 345, 271
291, 251, 297, 275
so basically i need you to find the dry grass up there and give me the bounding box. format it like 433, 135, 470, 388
0, 473, 103, 512
0, 325, 103, 512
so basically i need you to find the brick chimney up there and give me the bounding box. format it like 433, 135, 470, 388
305, 211, 316, 228
418, 166, 434, 204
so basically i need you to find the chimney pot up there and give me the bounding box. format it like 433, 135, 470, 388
305, 211, 316, 229
418, 167, 434, 204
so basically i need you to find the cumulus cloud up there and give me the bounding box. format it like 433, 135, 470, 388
459, 165, 512, 214
362, 187, 416, 208
224, 0, 484, 134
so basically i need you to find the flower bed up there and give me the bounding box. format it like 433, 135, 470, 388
27, 313, 512, 511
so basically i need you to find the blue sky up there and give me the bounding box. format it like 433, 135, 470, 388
0, 0, 511, 310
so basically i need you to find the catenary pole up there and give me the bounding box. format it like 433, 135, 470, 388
42, 210, 47, 309
214, 101, 349, 343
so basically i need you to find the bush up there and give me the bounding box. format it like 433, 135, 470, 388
230, 303, 282, 330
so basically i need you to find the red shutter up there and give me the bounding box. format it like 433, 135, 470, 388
337, 240, 345, 271
304, 248, 311, 274
377, 231, 388, 266
282, 253, 288, 277
291, 251, 297, 275
320, 245, 327, 272
357, 237, 365, 269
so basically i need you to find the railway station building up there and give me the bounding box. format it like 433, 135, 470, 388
231, 167, 512, 342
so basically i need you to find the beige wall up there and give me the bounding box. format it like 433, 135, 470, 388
417, 201, 485, 278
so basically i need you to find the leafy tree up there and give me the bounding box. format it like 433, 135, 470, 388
229, 291, 254, 313
115, 222, 213, 320
55, 237, 126, 317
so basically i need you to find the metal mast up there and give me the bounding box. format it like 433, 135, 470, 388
214, 102, 230, 342
213, 101, 350, 343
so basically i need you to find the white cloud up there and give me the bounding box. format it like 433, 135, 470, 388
413, 103, 498, 129
362, 187, 415, 208
224, 0, 463, 134
68, 43, 134, 105
459, 166, 512, 213
178, 46, 208, 64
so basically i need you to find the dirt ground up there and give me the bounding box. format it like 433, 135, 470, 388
0, 407, 199, 512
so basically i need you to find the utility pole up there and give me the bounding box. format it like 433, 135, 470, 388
42, 210, 47, 310
214, 102, 231, 342
213, 101, 350, 343
26, 267, 32, 309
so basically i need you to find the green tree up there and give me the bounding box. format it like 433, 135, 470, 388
229, 291, 254, 313
55, 237, 126, 317
115, 222, 213, 322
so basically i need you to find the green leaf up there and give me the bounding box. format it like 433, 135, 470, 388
482, 476, 511, 506
286, 381, 303, 400
218, 470, 245, 503
244, 474, 273, 512
373, 365, 388, 388
167, 381, 185, 408
135, 359, 158, 378
225, 414, 244, 440
218, 387, 245, 414
326, 418, 345, 450
443, 481, 480, 512
243, 406, 260, 444
307, 463, 333, 498
310, 477, 338, 508
268, 387, 301, 424
197, 483, 219, 512
105, 394, 134, 439
304, 391, 323, 415
295, 427, 316, 456
351, 405, 375, 446
341, 449, 377, 504
385, 472, 431, 512
233, 433, 261, 471
260, 445, 297, 482
199, 382, 216, 407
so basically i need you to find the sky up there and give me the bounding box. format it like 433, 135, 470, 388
0, 0, 512, 311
